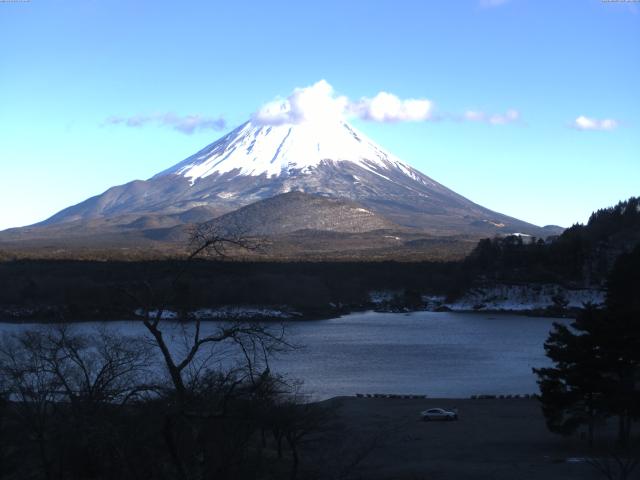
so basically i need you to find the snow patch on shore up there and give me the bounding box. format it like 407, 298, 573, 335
135, 309, 179, 319
446, 284, 605, 312
191, 306, 297, 320
369, 285, 605, 313
369, 291, 401, 304
135, 306, 297, 320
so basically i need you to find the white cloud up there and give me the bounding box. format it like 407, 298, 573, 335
350, 92, 433, 122
105, 112, 226, 134
572, 115, 619, 131
252, 80, 349, 126
463, 109, 521, 125
252, 80, 433, 126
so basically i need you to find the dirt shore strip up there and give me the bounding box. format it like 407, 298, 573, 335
321, 397, 610, 480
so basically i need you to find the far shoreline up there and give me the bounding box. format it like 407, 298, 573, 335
0, 307, 575, 324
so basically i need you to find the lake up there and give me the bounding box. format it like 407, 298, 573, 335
0, 311, 567, 400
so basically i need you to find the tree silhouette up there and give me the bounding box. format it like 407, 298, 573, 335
534, 244, 640, 448
533, 305, 609, 446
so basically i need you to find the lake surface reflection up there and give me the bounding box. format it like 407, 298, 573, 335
0, 311, 568, 400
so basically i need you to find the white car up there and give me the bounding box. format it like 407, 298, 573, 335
420, 407, 458, 421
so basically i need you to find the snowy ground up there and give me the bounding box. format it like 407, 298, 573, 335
136, 306, 299, 321
446, 284, 604, 312
369, 284, 605, 313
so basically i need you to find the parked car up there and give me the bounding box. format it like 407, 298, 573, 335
420, 407, 458, 421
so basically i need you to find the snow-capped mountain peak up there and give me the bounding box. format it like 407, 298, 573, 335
156, 119, 422, 183
28, 101, 550, 242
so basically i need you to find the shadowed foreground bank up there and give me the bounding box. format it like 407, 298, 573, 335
325, 397, 636, 480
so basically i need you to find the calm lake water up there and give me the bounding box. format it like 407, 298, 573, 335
0, 311, 567, 400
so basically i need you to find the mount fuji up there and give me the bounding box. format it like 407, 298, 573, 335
1, 115, 559, 258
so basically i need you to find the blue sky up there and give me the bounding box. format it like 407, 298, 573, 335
0, 0, 638, 230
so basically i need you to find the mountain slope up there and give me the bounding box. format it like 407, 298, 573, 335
0, 114, 559, 260
211, 191, 398, 236
30, 118, 548, 237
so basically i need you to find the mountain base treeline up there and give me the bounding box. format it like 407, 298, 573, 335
0, 260, 461, 321
0, 197, 638, 321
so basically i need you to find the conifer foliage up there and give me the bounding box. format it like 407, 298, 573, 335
534, 245, 640, 447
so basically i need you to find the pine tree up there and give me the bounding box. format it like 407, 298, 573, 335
602, 245, 640, 447
533, 305, 609, 446
534, 244, 640, 447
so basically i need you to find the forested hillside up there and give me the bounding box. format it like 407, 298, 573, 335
464, 197, 640, 287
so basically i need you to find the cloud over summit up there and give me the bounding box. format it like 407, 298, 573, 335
252, 80, 524, 129
350, 92, 433, 122
252, 80, 434, 126
106, 81, 525, 134
252, 80, 349, 126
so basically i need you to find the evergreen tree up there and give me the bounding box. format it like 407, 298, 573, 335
533, 305, 609, 446
534, 244, 640, 447
602, 245, 640, 446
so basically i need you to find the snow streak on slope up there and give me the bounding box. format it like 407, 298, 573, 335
156, 120, 429, 185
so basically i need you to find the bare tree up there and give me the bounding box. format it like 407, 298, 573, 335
0, 325, 154, 480
0, 223, 363, 480
125, 222, 286, 402
0, 331, 60, 480
586, 445, 640, 480
40, 325, 155, 406
120, 222, 297, 480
